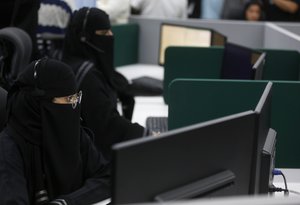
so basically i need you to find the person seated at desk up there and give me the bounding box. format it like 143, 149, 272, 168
0, 58, 110, 204
62, 7, 145, 160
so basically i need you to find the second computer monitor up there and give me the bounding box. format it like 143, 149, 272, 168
252, 82, 274, 194
221, 43, 265, 80
112, 111, 257, 204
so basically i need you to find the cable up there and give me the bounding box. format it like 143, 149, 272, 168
268, 185, 288, 193
289, 190, 300, 195
271, 169, 289, 196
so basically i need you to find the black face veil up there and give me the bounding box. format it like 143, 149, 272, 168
7, 58, 83, 203
63, 7, 115, 86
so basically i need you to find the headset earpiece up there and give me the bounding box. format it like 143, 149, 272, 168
32, 58, 46, 97
80, 8, 91, 43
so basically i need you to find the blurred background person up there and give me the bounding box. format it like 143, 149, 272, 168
64, 0, 76, 10
243, 0, 264, 21
96, 0, 130, 24
201, 0, 225, 19
188, 0, 201, 18
37, 0, 73, 59
130, 0, 188, 19
201, 0, 253, 20
221, 0, 250, 19
263, 0, 300, 21
0, 0, 40, 60
74, 0, 96, 9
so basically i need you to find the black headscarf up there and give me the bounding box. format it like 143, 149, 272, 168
63, 7, 115, 86
6, 58, 83, 203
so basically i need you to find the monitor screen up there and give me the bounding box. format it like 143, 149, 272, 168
221, 42, 255, 80
159, 24, 212, 65
112, 111, 257, 204
221, 43, 265, 80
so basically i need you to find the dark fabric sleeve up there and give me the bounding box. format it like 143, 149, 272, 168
0, 132, 29, 204
58, 130, 111, 205
79, 68, 144, 159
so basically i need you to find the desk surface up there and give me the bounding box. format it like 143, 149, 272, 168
116, 63, 164, 81
116, 64, 167, 126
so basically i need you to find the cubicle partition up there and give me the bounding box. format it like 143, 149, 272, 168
163, 46, 300, 103
163, 46, 224, 103
129, 17, 265, 64
264, 23, 300, 52
168, 79, 300, 168
129, 17, 300, 65
112, 23, 139, 67
259, 49, 300, 81
275, 22, 300, 36
168, 79, 267, 128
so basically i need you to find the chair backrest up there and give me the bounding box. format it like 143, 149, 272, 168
0, 27, 32, 90
0, 87, 7, 131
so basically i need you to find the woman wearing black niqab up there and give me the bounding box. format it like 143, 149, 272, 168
62, 8, 145, 160
0, 58, 110, 204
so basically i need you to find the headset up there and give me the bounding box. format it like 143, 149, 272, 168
80, 8, 104, 53
32, 58, 46, 96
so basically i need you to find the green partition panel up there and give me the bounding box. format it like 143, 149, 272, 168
163, 47, 300, 105
163, 47, 224, 104
168, 79, 267, 129
112, 23, 139, 67
271, 81, 300, 168
168, 79, 300, 168
259, 49, 300, 81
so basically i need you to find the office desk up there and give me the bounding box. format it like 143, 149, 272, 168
94, 168, 300, 205
273, 169, 300, 197
132, 96, 168, 127
116, 63, 167, 126
116, 63, 164, 82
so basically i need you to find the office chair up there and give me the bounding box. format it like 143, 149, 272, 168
0, 87, 7, 131
0, 27, 32, 90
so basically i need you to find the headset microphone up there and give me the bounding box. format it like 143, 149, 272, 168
83, 38, 105, 53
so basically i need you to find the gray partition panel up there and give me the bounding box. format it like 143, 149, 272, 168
264, 23, 300, 52
129, 16, 265, 64
275, 22, 300, 36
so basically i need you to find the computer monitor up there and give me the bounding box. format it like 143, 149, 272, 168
259, 128, 277, 194
253, 52, 266, 80
112, 111, 257, 204
251, 82, 273, 194
221, 43, 264, 80
158, 23, 226, 65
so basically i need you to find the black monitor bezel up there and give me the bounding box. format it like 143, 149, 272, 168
112, 110, 257, 204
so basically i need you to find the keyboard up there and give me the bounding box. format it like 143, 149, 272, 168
146, 116, 168, 136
